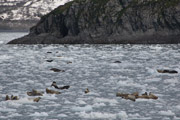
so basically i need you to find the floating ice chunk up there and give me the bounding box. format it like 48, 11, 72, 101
0, 85, 3, 90
0, 107, 16, 112
174, 116, 180, 120
9, 113, 22, 117
76, 100, 86, 105
149, 45, 163, 50
78, 112, 116, 119
145, 78, 161, 83
146, 68, 157, 74
25, 105, 38, 109
14, 98, 34, 104
0, 116, 7, 119
93, 103, 106, 108
24, 1, 32, 6
116, 111, 128, 120
57, 114, 68, 117
0, 55, 13, 60
128, 113, 140, 117
60, 56, 74, 61
42, 93, 58, 100
25, 80, 35, 84
176, 105, 180, 110
6, 101, 22, 107
159, 110, 175, 116
64, 100, 73, 104
78, 111, 128, 119
94, 98, 118, 105
29, 112, 48, 116
117, 80, 146, 88
71, 105, 93, 112
136, 99, 154, 102
164, 79, 179, 84
0, 41, 4, 44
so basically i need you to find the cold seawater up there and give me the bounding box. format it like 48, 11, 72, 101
0, 32, 180, 120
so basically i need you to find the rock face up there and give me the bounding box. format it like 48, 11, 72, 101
8, 0, 180, 44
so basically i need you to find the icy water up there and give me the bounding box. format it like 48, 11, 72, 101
0, 32, 180, 120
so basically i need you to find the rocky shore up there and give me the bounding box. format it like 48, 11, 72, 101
8, 0, 180, 44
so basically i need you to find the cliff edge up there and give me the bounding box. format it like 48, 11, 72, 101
8, 0, 180, 44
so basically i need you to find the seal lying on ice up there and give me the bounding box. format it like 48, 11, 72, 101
116, 92, 136, 101
85, 88, 90, 94
27, 89, 43, 96
5, 95, 19, 101
46, 88, 61, 94
149, 92, 158, 99
116, 92, 158, 101
51, 81, 70, 90
157, 69, 178, 74
33, 97, 41, 102
5, 95, 41, 102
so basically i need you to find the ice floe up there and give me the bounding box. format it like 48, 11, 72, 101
29, 112, 48, 116
78, 111, 128, 120
71, 105, 93, 112
159, 110, 175, 116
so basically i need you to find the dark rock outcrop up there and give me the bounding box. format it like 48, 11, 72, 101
8, 0, 180, 44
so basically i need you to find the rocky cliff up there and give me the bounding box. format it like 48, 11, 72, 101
8, 0, 180, 44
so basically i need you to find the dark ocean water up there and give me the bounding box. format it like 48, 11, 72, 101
0, 32, 180, 120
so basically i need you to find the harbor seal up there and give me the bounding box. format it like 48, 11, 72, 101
157, 69, 178, 74
149, 92, 158, 99
27, 89, 43, 96
46, 88, 61, 94
85, 88, 89, 94
51, 81, 70, 90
